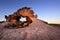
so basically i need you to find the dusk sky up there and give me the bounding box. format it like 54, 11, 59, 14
0, 0, 60, 24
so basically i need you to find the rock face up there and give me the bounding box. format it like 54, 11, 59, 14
5, 7, 37, 28
0, 18, 60, 40
0, 7, 60, 40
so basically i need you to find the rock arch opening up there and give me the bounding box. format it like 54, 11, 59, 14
20, 17, 26, 22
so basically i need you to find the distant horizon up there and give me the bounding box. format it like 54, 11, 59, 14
0, 0, 60, 24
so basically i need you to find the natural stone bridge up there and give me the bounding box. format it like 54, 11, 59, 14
5, 7, 37, 28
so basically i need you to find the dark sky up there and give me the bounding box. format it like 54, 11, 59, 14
0, 0, 60, 24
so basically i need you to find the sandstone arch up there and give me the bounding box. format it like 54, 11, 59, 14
5, 7, 37, 28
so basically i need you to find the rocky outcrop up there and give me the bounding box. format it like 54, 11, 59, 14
0, 7, 60, 40
5, 7, 37, 28
0, 18, 60, 40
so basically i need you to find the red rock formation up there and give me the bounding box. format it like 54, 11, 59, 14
5, 7, 37, 28
0, 7, 60, 40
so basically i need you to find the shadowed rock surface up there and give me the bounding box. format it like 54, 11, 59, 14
0, 18, 60, 40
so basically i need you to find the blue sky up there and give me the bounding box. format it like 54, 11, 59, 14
0, 0, 60, 24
